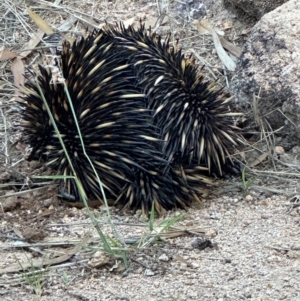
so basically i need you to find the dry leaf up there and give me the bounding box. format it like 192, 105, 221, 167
194, 20, 224, 36
195, 21, 210, 35
11, 57, 25, 100
249, 153, 269, 168
0, 246, 79, 274
13, 227, 24, 239
0, 47, 18, 60
27, 8, 54, 35
57, 15, 77, 31
0, 238, 89, 274
196, 20, 236, 71
218, 36, 242, 58
123, 17, 136, 28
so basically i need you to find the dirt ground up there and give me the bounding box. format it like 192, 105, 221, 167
1, 0, 300, 300
1, 190, 300, 301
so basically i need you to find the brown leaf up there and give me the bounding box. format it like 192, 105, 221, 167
196, 20, 236, 71
0, 47, 18, 60
249, 153, 269, 167
27, 8, 54, 35
194, 20, 242, 60
11, 57, 25, 100
0, 249, 75, 273
0, 239, 89, 274
219, 36, 242, 58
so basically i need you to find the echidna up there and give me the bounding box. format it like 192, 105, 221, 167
20, 36, 164, 200
19, 22, 241, 214
94, 23, 242, 174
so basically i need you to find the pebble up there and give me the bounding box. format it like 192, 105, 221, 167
144, 269, 155, 276
243, 292, 252, 298
153, 281, 160, 288
158, 254, 169, 261
245, 195, 253, 202
43, 198, 53, 207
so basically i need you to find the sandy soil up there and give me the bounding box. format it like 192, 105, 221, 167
1, 193, 300, 301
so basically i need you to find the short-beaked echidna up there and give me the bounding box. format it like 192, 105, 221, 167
20, 36, 164, 200
19, 23, 241, 214
93, 23, 242, 174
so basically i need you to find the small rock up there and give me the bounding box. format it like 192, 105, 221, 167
243, 292, 252, 298
153, 281, 160, 288
259, 200, 268, 206
275, 145, 285, 155
144, 269, 155, 276
245, 195, 253, 202
22, 227, 46, 241
191, 262, 200, 268
43, 198, 53, 207
179, 263, 188, 270
88, 251, 111, 268
287, 250, 300, 259
158, 254, 169, 261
